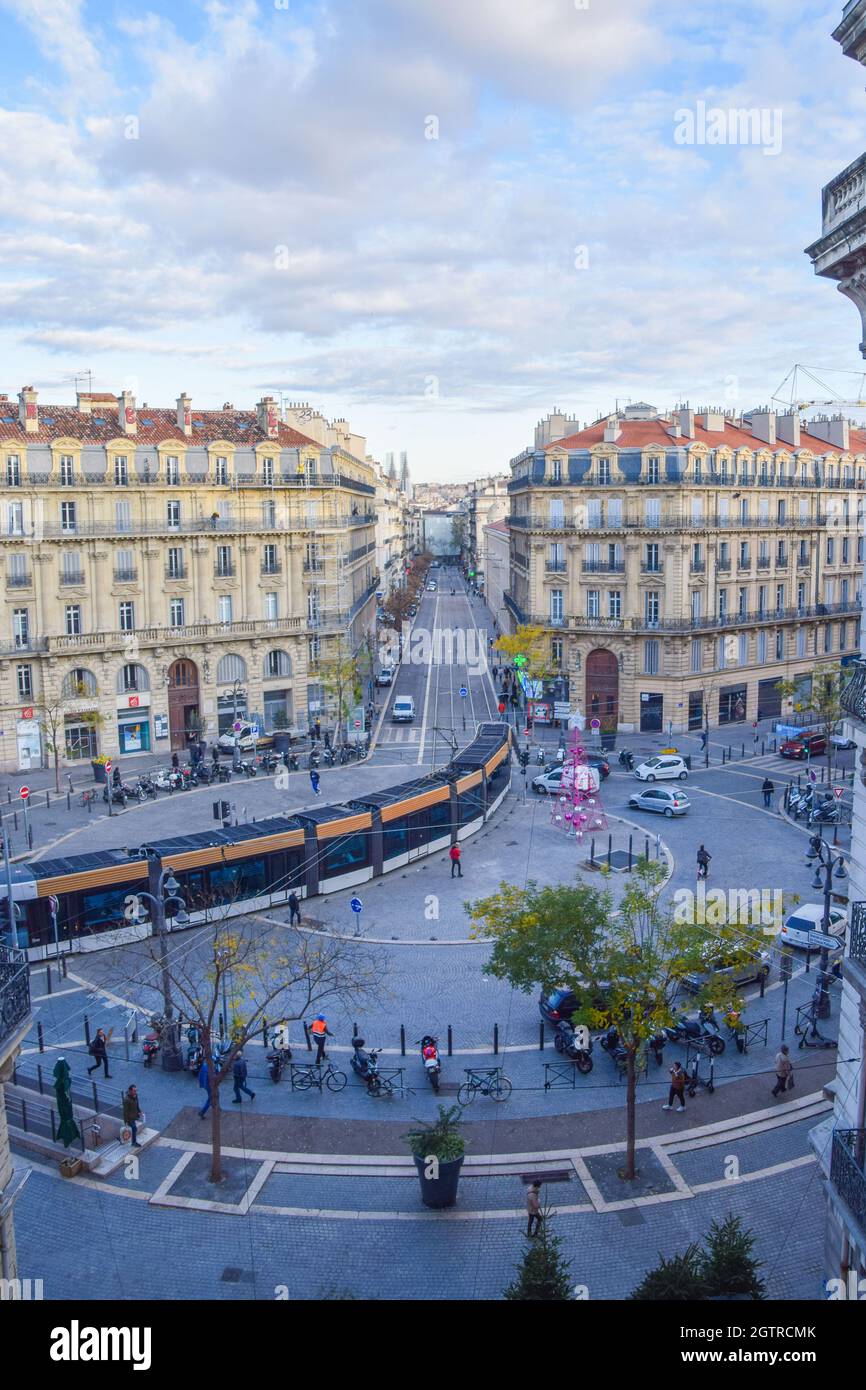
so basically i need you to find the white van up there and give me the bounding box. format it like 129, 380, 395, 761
392, 696, 415, 723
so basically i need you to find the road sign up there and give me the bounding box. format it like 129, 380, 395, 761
251, 725, 260, 737
590, 718, 601, 730
459, 686, 468, 698
233, 720, 243, 732
105, 760, 112, 773
48, 895, 59, 915
834, 786, 844, 799
350, 897, 363, 914
18, 786, 29, 800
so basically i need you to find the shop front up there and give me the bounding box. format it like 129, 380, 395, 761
639, 691, 663, 732
64, 715, 99, 762
688, 690, 704, 731
719, 683, 747, 724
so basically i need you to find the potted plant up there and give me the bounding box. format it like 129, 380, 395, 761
405, 1105, 466, 1208
271, 708, 291, 753
91, 753, 111, 784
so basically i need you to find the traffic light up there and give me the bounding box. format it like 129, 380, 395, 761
519, 747, 530, 770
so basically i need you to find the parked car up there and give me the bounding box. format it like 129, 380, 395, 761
376, 667, 394, 686
679, 946, 772, 994
217, 723, 274, 753
586, 753, 610, 780
628, 786, 690, 817
427, 582, 437, 591
780, 732, 827, 759
633, 755, 689, 782
779, 903, 847, 954
829, 730, 856, 751
409, 605, 417, 617
392, 696, 415, 722
532, 765, 600, 795
538, 982, 610, 1028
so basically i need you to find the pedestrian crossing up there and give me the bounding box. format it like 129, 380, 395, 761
379, 727, 419, 744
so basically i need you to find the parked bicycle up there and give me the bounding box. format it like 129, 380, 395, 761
293, 1061, 347, 1092
457, 1066, 512, 1105
78, 788, 99, 807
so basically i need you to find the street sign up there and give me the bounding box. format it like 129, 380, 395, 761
233, 720, 243, 732
809, 770, 817, 782
350, 897, 363, 914
251, 725, 260, 737
105, 760, 112, 773
590, 718, 601, 730
459, 686, 468, 698
20, 706, 33, 720
18, 785, 29, 800
834, 786, 844, 799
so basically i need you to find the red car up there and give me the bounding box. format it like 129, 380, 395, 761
780, 733, 827, 759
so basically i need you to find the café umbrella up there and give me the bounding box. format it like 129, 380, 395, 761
53, 1057, 81, 1149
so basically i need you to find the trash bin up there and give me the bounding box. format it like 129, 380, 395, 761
59, 1156, 83, 1179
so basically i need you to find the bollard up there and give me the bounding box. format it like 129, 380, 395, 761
741, 742, 745, 758
263, 1017, 268, 1045
13, 810, 17, 831
84, 1014, 91, 1047
37, 1063, 44, 1095
37, 1021, 45, 1053
5, 790, 9, 804
644, 836, 649, 863
124, 1026, 130, 1062
761, 740, 766, 756
539, 1021, 545, 1051
61, 953, 68, 978
628, 834, 633, 871
493, 1023, 499, 1056
27, 825, 32, 850
67, 791, 71, 811
46, 791, 50, 810
447, 1024, 453, 1057
353, 1021, 358, 1040
590, 837, 596, 866
303, 1021, 312, 1052
607, 834, 612, 869
92, 1081, 99, 1112
87, 795, 92, 815
759, 971, 766, 999
45, 963, 52, 995
400, 1024, 406, 1057
49, 1108, 55, 1143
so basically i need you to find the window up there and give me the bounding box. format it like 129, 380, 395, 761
551, 458, 562, 483
607, 590, 621, 620
842, 578, 850, 606
216, 545, 232, 576
757, 584, 767, 616
758, 545, 769, 566
738, 633, 748, 665
586, 499, 601, 529
694, 457, 703, 483
166, 500, 180, 530
644, 498, 660, 527
60, 501, 76, 533
549, 542, 564, 571
549, 499, 564, 527
215, 457, 228, 485
61, 551, 83, 584
645, 591, 659, 626
217, 653, 247, 683
264, 592, 278, 620
115, 500, 131, 533
262, 500, 277, 527
777, 499, 786, 525
840, 622, 847, 651
262, 457, 274, 485
114, 456, 128, 486
827, 537, 835, 564
776, 584, 785, 615
587, 590, 600, 618
7, 502, 23, 535
166, 456, 180, 485
690, 638, 702, 673
797, 582, 806, 614
607, 497, 622, 527
858, 537, 863, 564
646, 457, 660, 484
119, 601, 135, 631
843, 536, 849, 564
13, 609, 29, 648
262, 543, 278, 573
218, 594, 233, 624
691, 590, 702, 623
718, 589, 728, 619
115, 548, 134, 581
16, 664, 32, 698
119, 663, 148, 693
645, 542, 659, 571
65, 605, 82, 636
551, 637, 563, 665
320, 831, 369, 879
598, 458, 610, 485
796, 627, 806, 657
549, 588, 563, 624
739, 541, 749, 566
265, 650, 292, 679
170, 598, 185, 627
61, 668, 97, 697
644, 639, 660, 674
716, 636, 726, 669
308, 636, 320, 664
691, 497, 703, 525
824, 624, 832, 654
777, 540, 786, 565
59, 455, 74, 486
757, 630, 767, 664
737, 587, 747, 618
167, 546, 184, 579
6, 455, 20, 486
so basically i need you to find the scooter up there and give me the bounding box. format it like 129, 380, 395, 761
789, 787, 814, 821
416, 1035, 441, 1093
102, 782, 130, 807
136, 774, 158, 800
553, 1020, 593, 1073
350, 1037, 388, 1095
237, 760, 257, 778
142, 1014, 168, 1067
186, 1024, 203, 1073
663, 1010, 725, 1055
266, 1027, 293, 1082
322, 746, 335, 767
287, 752, 300, 773
808, 797, 841, 826
618, 749, 635, 771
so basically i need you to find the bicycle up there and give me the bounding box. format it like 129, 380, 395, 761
457, 1066, 512, 1105
78, 789, 99, 807
293, 1060, 347, 1092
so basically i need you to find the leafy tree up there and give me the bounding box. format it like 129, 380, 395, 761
629, 1245, 706, 1301
27, 693, 103, 793
701, 1214, 766, 1299
380, 587, 415, 631
493, 623, 556, 715
316, 638, 361, 744
776, 663, 842, 779
504, 1210, 573, 1301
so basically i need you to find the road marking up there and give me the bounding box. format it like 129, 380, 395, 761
416, 590, 439, 765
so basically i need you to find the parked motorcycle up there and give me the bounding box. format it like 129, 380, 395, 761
136, 774, 158, 800
350, 1037, 387, 1094
553, 1020, 593, 1073
102, 782, 131, 807
789, 787, 814, 821
416, 1034, 441, 1093
663, 1010, 725, 1055
237, 760, 257, 778
287, 752, 300, 773
267, 1026, 293, 1082
618, 749, 635, 771
142, 1014, 169, 1067
808, 796, 842, 827
153, 767, 183, 792
185, 1024, 203, 1073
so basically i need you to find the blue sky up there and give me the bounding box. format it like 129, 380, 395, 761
0, 0, 864, 480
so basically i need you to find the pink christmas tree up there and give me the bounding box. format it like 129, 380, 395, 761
549, 727, 608, 840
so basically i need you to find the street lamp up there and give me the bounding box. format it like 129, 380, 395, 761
137, 852, 189, 1069
806, 833, 847, 1018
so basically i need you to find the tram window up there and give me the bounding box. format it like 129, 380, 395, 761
458, 785, 483, 824
486, 760, 508, 803
269, 849, 304, 892
320, 831, 368, 877
81, 885, 140, 934
428, 800, 451, 835
179, 870, 208, 912
208, 858, 267, 904
383, 823, 408, 859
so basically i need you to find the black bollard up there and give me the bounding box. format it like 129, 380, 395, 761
37, 1063, 44, 1094
84, 1014, 91, 1047
37, 1021, 45, 1053
607, 834, 612, 869
590, 837, 596, 866
759, 971, 766, 999
447, 1024, 453, 1057
628, 834, 633, 871
67, 791, 71, 811
87, 796, 92, 815
539, 1021, 545, 1051
61, 954, 68, 978
46, 791, 50, 810
493, 1023, 499, 1056
13, 811, 17, 831
303, 1021, 312, 1052
92, 1082, 99, 1112
761, 740, 765, 756
644, 836, 649, 863
400, 1024, 406, 1057
45, 962, 52, 994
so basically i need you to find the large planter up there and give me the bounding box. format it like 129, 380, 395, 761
272, 732, 291, 754
413, 1154, 464, 1208
91, 761, 107, 784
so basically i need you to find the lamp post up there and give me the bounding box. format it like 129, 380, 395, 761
806, 833, 847, 1019
138, 853, 189, 1069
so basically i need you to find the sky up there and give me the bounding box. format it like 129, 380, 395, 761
1, 0, 865, 481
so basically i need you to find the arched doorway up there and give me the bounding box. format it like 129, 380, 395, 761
167, 659, 200, 750
585, 649, 618, 731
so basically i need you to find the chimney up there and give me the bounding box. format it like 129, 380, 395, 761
776, 412, 801, 448
603, 415, 621, 443
698, 408, 725, 432
120, 388, 137, 435
257, 395, 280, 439
678, 407, 695, 438
807, 414, 850, 450
667, 419, 682, 439
750, 408, 776, 446
176, 393, 192, 437
18, 386, 38, 434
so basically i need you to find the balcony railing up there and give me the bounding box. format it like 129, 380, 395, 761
519, 599, 862, 638
690, 561, 705, 573
261, 562, 281, 575
0, 943, 30, 1051
717, 558, 731, 570
165, 566, 187, 581
59, 571, 85, 585
841, 658, 866, 721
582, 561, 625, 573
545, 561, 567, 573
641, 562, 663, 574
113, 568, 137, 582
214, 565, 235, 579
850, 901, 866, 970
830, 1130, 866, 1233
6, 572, 32, 587
505, 511, 839, 533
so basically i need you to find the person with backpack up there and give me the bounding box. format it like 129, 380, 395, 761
231, 1052, 255, 1104
771, 1044, 794, 1097
696, 845, 711, 880
663, 1060, 687, 1113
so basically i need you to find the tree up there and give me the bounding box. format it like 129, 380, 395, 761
315, 638, 361, 744
701, 1214, 766, 1299
468, 863, 762, 1183
504, 1210, 573, 1300
18, 692, 104, 793
450, 514, 467, 560
776, 663, 842, 780
493, 624, 556, 717
629, 1245, 706, 1300
380, 587, 415, 631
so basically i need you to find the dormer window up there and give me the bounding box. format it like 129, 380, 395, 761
647, 457, 660, 484
693, 457, 702, 483
551, 458, 562, 483
215, 457, 228, 485
598, 457, 610, 485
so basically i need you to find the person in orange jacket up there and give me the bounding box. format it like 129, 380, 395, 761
449, 843, 462, 878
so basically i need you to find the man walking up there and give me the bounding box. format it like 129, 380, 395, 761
449, 842, 463, 878
288, 890, 302, 926
310, 768, 321, 796
525, 1180, 543, 1237
662, 1060, 687, 1113
87, 1027, 112, 1080
123, 1084, 143, 1149
762, 777, 774, 809
310, 1016, 333, 1064
198, 1058, 212, 1119
771, 1044, 794, 1097
231, 1052, 255, 1104
699, 730, 708, 751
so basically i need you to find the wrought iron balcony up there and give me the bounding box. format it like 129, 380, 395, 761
59, 571, 85, 585
831, 1129, 866, 1233
6, 572, 32, 587
841, 658, 866, 722
851, 901, 866, 970
0, 943, 30, 1051
545, 561, 567, 572
113, 568, 137, 582
582, 561, 625, 573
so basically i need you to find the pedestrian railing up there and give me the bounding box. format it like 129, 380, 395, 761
11, 1059, 123, 1118
543, 1061, 578, 1091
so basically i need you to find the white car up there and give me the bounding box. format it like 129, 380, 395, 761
779, 903, 847, 954
633, 755, 689, 782
829, 731, 856, 751
532, 765, 600, 795
376, 667, 394, 686
427, 582, 437, 591
217, 722, 268, 752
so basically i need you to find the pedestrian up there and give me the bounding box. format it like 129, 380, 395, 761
696, 845, 711, 880
231, 1052, 255, 1104
526, 1180, 543, 1237
198, 1059, 212, 1118
313, 719, 321, 742
211, 745, 220, 769
171, 750, 180, 771
288, 890, 302, 925
324, 729, 331, 751
449, 842, 463, 878
762, 777, 774, 809
771, 1044, 794, 1098
310, 1015, 333, 1064
511, 691, 519, 709
123, 1084, 143, 1149
310, 768, 321, 796
492, 665, 498, 681
87, 1027, 112, 1080
699, 730, 708, 750
663, 1060, 687, 1112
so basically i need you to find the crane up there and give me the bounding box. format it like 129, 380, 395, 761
772, 364, 866, 418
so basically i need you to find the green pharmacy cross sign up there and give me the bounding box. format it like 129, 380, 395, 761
513, 655, 528, 669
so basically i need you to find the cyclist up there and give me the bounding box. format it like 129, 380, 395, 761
696, 845, 711, 880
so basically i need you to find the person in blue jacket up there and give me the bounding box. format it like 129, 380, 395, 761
198, 1059, 212, 1118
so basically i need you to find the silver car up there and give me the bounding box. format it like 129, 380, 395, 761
628, 787, 690, 817
680, 948, 772, 993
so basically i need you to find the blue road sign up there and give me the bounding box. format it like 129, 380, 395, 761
459, 686, 468, 698
350, 896, 363, 914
